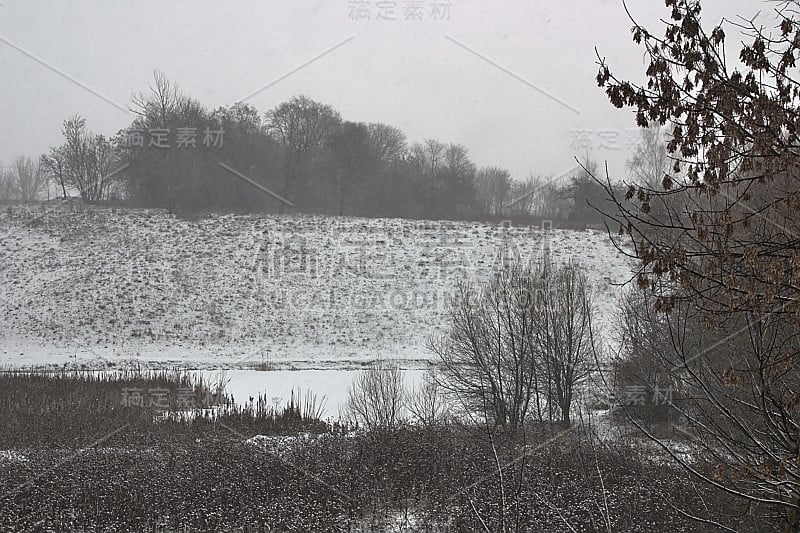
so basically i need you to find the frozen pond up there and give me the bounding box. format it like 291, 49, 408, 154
4, 367, 427, 420
200, 368, 427, 420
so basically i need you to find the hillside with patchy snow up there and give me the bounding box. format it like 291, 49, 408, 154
0, 203, 635, 369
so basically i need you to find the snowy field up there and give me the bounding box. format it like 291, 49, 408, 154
0, 203, 634, 371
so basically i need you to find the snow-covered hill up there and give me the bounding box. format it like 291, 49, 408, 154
0, 203, 635, 369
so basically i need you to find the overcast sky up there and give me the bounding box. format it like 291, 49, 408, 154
0, 0, 765, 184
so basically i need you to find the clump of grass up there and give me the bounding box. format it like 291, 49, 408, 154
249, 360, 277, 371
249, 350, 277, 371
0, 366, 329, 447
0, 427, 760, 532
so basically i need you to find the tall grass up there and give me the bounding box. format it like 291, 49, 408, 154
0, 366, 329, 447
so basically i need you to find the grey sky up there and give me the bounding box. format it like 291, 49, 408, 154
0, 0, 764, 184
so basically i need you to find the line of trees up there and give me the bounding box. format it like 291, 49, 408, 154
2, 70, 620, 225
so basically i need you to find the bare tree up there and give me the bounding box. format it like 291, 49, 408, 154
131, 69, 184, 125
475, 167, 513, 216
8, 155, 47, 203
532, 259, 595, 426
430, 275, 530, 430
406, 368, 449, 426
501, 173, 567, 219
89, 135, 118, 200
505, 174, 540, 217
421, 139, 446, 208
442, 144, 477, 214
422, 139, 446, 176
538, 177, 573, 220
41, 147, 70, 199
266, 95, 342, 206
366, 122, 407, 163
344, 361, 406, 430
610, 287, 694, 430
626, 124, 671, 190
61, 116, 94, 201
125, 71, 215, 212
58, 116, 119, 203
432, 257, 595, 429
0, 160, 15, 201
432, 259, 596, 533
559, 155, 614, 226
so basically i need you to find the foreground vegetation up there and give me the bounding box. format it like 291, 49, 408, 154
5, 431, 756, 532
0, 368, 329, 448
0, 370, 774, 531
5, 0, 800, 528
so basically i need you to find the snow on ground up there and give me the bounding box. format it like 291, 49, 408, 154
0, 203, 635, 370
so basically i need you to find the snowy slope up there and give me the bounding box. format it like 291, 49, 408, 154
0, 204, 635, 369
